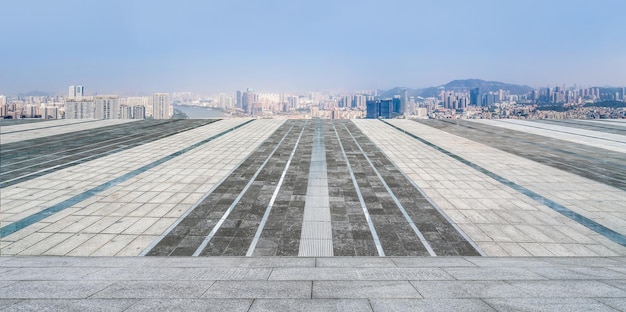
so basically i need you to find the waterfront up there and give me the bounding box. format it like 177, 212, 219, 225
174, 104, 225, 119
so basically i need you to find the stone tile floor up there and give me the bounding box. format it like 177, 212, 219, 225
1, 256, 625, 311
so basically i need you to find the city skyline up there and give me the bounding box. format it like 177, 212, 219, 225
2, 0, 626, 94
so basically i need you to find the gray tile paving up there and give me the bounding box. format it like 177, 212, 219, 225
507, 280, 626, 297
316, 257, 395, 268
527, 266, 626, 280
420, 119, 626, 191
369, 299, 496, 312
249, 299, 372, 312
596, 297, 626, 311
484, 297, 617, 312
0, 281, 112, 299
411, 281, 521, 298
202, 281, 311, 298
92, 281, 214, 298
0, 256, 624, 309
1, 299, 137, 312
443, 267, 546, 280
313, 281, 421, 298
125, 298, 252, 312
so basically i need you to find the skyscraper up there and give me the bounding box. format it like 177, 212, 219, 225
241, 88, 254, 114
236, 90, 242, 109
152, 93, 171, 119
76, 86, 84, 99
68, 86, 76, 100
470, 88, 480, 106
401, 88, 408, 115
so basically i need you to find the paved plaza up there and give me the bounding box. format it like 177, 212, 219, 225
1, 118, 625, 310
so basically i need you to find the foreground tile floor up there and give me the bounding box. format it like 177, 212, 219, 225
1, 118, 625, 310
0, 256, 625, 311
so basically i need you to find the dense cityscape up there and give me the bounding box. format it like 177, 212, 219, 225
2, 80, 625, 121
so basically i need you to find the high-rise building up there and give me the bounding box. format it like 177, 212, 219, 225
68, 86, 76, 100
241, 88, 254, 114
401, 88, 408, 115
366, 98, 401, 119
94, 96, 120, 119
152, 93, 171, 119
65, 100, 95, 119
236, 90, 242, 109
76, 86, 84, 99
470, 88, 480, 106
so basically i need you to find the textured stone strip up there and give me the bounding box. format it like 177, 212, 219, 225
192, 125, 295, 256
298, 120, 334, 257
331, 123, 384, 256
247, 122, 307, 256
344, 124, 436, 256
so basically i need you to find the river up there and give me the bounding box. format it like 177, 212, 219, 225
174, 105, 226, 119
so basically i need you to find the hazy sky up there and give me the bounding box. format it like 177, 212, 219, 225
1, 0, 625, 95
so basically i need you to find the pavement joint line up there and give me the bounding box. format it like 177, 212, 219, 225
247, 121, 308, 256
0, 119, 254, 239
1, 133, 134, 169
344, 123, 437, 257
139, 120, 285, 256
0, 119, 99, 135
1, 145, 129, 186
382, 119, 626, 248
538, 119, 626, 133
1, 120, 218, 188
193, 123, 296, 256
0, 120, 189, 169
0, 119, 158, 154
332, 122, 385, 257
298, 119, 333, 257
355, 121, 485, 256
493, 119, 626, 144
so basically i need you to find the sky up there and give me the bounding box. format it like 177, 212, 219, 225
1, 0, 625, 95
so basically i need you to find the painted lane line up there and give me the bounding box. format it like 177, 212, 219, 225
356, 120, 485, 256
344, 124, 437, 257
382, 119, 626, 248
140, 120, 285, 256
0, 120, 254, 239
192, 124, 295, 256
333, 123, 385, 256
246, 122, 307, 256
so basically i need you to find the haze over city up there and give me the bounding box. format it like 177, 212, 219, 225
2, 0, 626, 95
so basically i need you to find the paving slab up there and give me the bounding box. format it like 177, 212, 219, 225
313, 281, 421, 298
507, 280, 626, 297
483, 297, 617, 312
0, 299, 138, 312
0, 281, 113, 299
369, 298, 496, 312
249, 299, 372, 312
92, 280, 214, 298
202, 281, 311, 299
124, 298, 252, 312
411, 281, 521, 298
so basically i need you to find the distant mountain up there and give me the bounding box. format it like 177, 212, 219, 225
18, 91, 50, 97
380, 79, 533, 99
379, 87, 420, 99
440, 79, 533, 94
